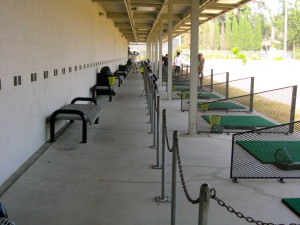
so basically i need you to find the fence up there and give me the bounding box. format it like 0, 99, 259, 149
180, 77, 255, 111
231, 120, 300, 182
196, 85, 297, 134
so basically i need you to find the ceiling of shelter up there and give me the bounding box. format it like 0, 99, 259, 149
92, 0, 253, 43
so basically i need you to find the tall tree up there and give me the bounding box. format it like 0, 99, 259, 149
208, 21, 215, 49
231, 14, 239, 49
244, 12, 254, 50
225, 14, 232, 49
220, 22, 226, 50
238, 12, 246, 50
253, 15, 263, 50
214, 20, 220, 50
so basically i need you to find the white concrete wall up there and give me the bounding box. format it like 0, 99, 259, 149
0, 0, 128, 185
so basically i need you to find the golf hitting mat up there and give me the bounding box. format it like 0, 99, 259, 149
282, 198, 300, 217
236, 141, 300, 164
197, 102, 246, 110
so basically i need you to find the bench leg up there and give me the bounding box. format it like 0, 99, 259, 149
50, 119, 56, 142
82, 121, 87, 143
118, 78, 121, 87
95, 117, 99, 124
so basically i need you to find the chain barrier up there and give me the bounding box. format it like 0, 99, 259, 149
210, 188, 299, 225
173, 133, 300, 225
173, 134, 300, 225
173, 135, 200, 204
163, 112, 172, 152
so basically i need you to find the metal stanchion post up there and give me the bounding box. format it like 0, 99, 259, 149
150, 87, 156, 148
152, 96, 162, 168
155, 109, 170, 202
198, 183, 211, 225
171, 131, 178, 225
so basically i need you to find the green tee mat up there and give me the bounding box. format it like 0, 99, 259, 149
180, 93, 220, 99
197, 102, 246, 110
173, 86, 202, 91
202, 115, 276, 128
236, 141, 300, 163
282, 198, 300, 217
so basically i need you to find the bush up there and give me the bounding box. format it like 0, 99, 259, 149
272, 56, 282, 61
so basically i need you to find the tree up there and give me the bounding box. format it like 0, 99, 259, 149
208, 21, 215, 49
253, 15, 263, 50
244, 12, 254, 50
225, 14, 232, 49
231, 15, 239, 48
214, 20, 220, 50
220, 22, 226, 50
238, 12, 246, 50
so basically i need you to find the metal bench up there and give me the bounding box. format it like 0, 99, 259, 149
50, 97, 101, 143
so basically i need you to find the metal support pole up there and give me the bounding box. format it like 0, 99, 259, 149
186, 64, 188, 78
188, 0, 199, 135
167, 0, 173, 100
152, 96, 162, 169
249, 77, 255, 112
171, 131, 178, 225
289, 85, 297, 133
155, 29, 159, 76
210, 69, 213, 92
150, 88, 156, 148
198, 183, 211, 225
158, 19, 163, 86
225, 72, 229, 99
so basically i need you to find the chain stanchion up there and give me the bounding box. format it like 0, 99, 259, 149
155, 109, 171, 203
150, 87, 156, 148
171, 131, 179, 225
152, 95, 162, 169
147, 76, 153, 127
198, 184, 211, 225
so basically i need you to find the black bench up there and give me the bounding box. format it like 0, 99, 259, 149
50, 97, 101, 143
92, 76, 115, 102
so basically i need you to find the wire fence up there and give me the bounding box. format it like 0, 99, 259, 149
196, 85, 297, 134
180, 77, 254, 111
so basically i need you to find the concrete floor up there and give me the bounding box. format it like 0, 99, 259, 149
1, 72, 300, 225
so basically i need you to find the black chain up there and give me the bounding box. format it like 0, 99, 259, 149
210, 188, 299, 225
172, 132, 300, 225
163, 112, 172, 152
174, 135, 200, 204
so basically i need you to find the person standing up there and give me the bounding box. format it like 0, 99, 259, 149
132, 51, 139, 73
198, 53, 205, 85
173, 52, 181, 77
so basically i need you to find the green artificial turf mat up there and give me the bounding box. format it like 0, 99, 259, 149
236, 141, 300, 163
182, 93, 220, 99
202, 115, 276, 128
197, 102, 245, 110
282, 198, 300, 217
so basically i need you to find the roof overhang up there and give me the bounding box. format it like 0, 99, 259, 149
92, 0, 253, 43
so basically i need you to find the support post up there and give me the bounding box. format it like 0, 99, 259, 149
289, 85, 297, 133
249, 77, 254, 112
167, 0, 173, 100
155, 29, 159, 76
188, 0, 199, 135
210, 69, 213, 92
158, 19, 163, 86
198, 183, 211, 225
171, 131, 178, 225
225, 72, 229, 99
